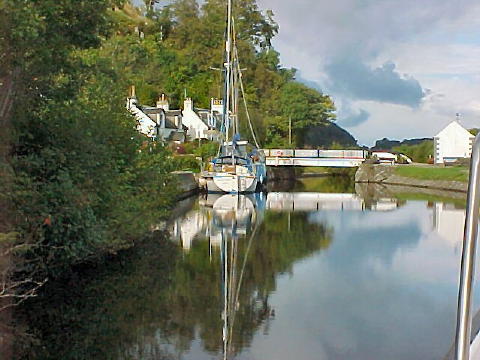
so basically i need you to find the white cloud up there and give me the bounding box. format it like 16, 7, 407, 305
258, 0, 480, 144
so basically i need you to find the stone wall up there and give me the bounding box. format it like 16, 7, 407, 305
171, 171, 199, 199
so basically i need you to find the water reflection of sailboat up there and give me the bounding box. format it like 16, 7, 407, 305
218, 196, 261, 360
171, 194, 266, 358
171, 194, 265, 251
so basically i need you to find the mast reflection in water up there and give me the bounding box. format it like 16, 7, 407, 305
169, 192, 332, 359
12, 190, 477, 360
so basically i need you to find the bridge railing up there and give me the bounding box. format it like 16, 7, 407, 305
262, 149, 368, 159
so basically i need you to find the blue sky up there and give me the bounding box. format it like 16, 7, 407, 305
257, 0, 480, 145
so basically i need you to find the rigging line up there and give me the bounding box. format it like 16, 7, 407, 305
227, 221, 260, 348
238, 63, 260, 148
227, 221, 239, 356
231, 18, 261, 149
222, 227, 228, 360
228, 220, 236, 314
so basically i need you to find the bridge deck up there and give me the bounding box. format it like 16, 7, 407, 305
265, 157, 365, 167
263, 149, 368, 167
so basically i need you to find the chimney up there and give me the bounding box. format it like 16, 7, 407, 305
211, 98, 223, 113
184, 98, 193, 111
127, 85, 138, 109
156, 94, 169, 111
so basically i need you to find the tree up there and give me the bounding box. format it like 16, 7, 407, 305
144, 0, 159, 17
265, 82, 336, 147
2, 0, 178, 308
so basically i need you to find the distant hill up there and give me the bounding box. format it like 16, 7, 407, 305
304, 122, 358, 148
371, 137, 432, 150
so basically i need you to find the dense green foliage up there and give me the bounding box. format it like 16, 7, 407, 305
2, 0, 177, 285
392, 140, 433, 163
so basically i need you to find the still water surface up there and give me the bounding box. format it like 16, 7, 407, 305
15, 182, 480, 360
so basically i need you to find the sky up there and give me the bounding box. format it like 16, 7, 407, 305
257, 0, 480, 146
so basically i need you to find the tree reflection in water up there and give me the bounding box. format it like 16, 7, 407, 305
13, 194, 332, 360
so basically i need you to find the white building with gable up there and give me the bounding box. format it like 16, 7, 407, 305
126, 87, 185, 143
434, 121, 475, 164
181, 98, 223, 141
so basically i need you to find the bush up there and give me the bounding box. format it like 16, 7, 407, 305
392, 141, 433, 163
10, 68, 177, 276
172, 155, 201, 172
194, 142, 219, 160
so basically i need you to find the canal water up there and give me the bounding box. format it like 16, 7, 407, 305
13, 180, 480, 360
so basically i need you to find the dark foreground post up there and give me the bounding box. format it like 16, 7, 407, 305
455, 134, 480, 360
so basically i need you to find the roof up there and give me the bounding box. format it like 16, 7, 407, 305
193, 108, 223, 128
142, 107, 182, 129
372, 150, 398, 154
435, 121, 475, 139
372, 151, 396, 159
142, 107, 182, 117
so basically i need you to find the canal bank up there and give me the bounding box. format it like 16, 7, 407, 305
355, 164, 468, 193
174, 165, 468, 200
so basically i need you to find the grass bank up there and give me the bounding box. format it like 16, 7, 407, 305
394, 166, 469, 183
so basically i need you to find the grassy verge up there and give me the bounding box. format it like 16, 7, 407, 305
394, 165, 469, 183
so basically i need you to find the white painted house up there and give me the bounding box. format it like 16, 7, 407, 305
434, 121, 475, 164
126, 88, 157, 138
181, 98, 208, 139
126, 88, 185, 143
181, 98, 223, 141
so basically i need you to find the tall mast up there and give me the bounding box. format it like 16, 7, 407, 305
224, 0, 233, 142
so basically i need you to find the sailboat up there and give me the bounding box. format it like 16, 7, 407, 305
200, 0, 267, 194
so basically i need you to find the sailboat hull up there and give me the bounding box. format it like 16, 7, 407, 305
209, 173, 257, 194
